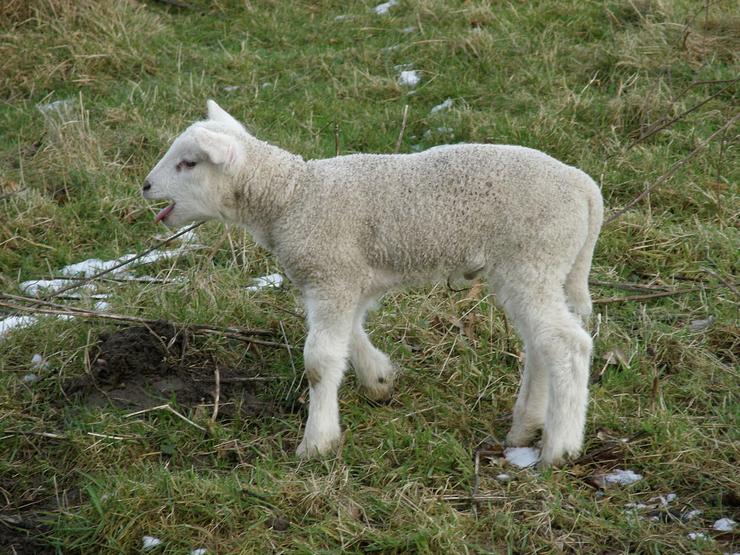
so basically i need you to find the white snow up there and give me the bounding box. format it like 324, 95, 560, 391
22, 373, 40, 384
713, 517, 736, 532
190, 549, 207, 555
61, 256, 136, 277
504, 447, 539, 468
21, 279, 71, 296
0, 315, 38, 338
246, 273, 283, 292
37, 98, 73, 114
402, 26, 417, 33
374, 0, 397, 15
334, 14, 351, 21
222, 85, 240, 92
495, 473, 512, 482
398, 70, 420, 88
683, 509, 702, 521
687, 532, 707, 540
31, 354, 49, 369
142, 536, 162, 550
602, 469, 643, 486
94, 301, 111, 312
430, 98, 454, 114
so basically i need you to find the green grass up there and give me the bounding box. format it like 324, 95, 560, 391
1, 0, 738, 553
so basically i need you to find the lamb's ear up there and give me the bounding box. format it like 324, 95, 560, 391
206, 99, 244, 131
192, 127, 243, 174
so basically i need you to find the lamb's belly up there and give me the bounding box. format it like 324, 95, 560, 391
368, 255, 485, 293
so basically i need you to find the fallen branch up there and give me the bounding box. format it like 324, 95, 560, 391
39, 222, 204, 300
0, 293, 284, 347
605, 112, 739, 225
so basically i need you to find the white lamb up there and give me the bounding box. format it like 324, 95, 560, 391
143, 100, 603, 466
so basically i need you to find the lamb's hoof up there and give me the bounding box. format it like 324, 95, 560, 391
538, 443, 581, 468
362, 380, 394, 403
505, 426, 540, 448
296, 432, 341, 459
360, 364, 398, 403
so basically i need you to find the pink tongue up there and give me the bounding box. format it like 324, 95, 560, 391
154, 203, 175, 223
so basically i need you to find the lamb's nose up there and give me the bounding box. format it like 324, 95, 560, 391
142, 180, 152, 192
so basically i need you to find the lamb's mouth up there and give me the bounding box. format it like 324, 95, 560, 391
154, 202, 176, 223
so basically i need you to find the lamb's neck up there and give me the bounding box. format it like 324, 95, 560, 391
227, 139, 306, 248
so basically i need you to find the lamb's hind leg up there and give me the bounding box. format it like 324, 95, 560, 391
350, 297, 395, 401
505, 343, 548, 447
536, 300, 592, 465
498, 283, 592, 466
296, 289, 357, 458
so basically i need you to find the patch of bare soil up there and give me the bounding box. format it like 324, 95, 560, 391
63, 321, 273, 419
0, 515, 54, 555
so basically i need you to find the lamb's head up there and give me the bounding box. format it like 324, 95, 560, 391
143, 100, 247, 228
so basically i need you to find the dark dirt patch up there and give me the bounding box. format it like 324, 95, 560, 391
63, 322, 273, 420
0, 515, 55, 555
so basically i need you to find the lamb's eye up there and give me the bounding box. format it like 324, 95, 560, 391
177, 160, 197, 171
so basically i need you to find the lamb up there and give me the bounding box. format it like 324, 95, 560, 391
143, 100, 604, 466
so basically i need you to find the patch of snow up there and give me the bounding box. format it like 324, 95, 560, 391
37, 98, 74, 115
190, 549, 207, 555
94, 301, 111, 312
687, 532, 707, 540
222, 85, 240, 92
31, 354, 49, 369
713, 517, 735, 532
0, 315, 38, 338
495, 473, 511, 482
398, 70, 420, 88
22, 373, 40, 384
261, 82, 273, 89
423, 127, 454, 140
430, 98, 454, 115
602, 469, 642, 486
683, 509, 702, 521
142, 536, 162, 550
60, 256, 135, 278
334, 14, 352, 21
402, 26, 417, 33
504, 447, 539, 468
374, 0, 397, 15
246, 273, 283, 292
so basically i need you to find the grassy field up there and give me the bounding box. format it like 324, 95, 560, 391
1, 0, 738, 553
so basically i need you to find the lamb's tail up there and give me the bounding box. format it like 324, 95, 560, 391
565, 176, 604, 322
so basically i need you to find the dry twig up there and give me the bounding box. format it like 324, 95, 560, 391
0, 292, 283, 346
124, 403, 207, 432
39, 222, 204, 300
605, 113, 739, 225
394, 104, 410, 154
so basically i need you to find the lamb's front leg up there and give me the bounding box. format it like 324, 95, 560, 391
350, 300, 396, 401
296, 292, 356, 459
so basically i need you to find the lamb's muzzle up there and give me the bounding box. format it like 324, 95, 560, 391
143, 99, 604, 467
